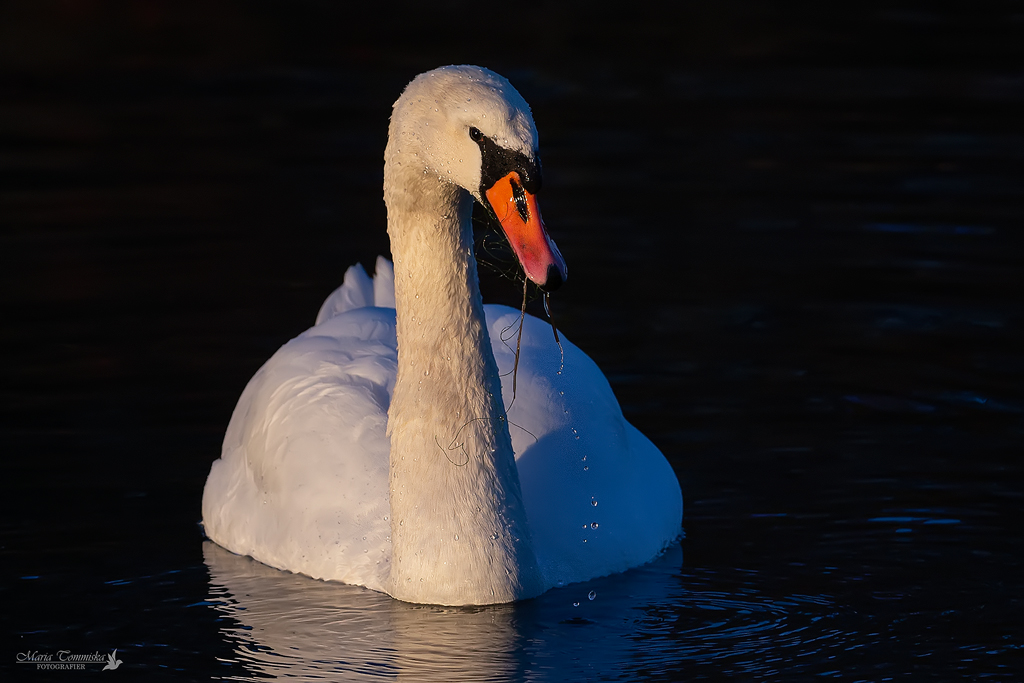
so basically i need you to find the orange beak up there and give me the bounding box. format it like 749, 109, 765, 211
484, 171, 567, 290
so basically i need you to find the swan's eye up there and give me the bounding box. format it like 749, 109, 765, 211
469, 127, 484, 142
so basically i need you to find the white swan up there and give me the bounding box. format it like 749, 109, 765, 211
202, 65, 682, 606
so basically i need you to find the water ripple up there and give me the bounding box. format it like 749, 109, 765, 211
202, 543, 853, 681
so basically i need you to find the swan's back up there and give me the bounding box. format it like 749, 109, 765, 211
203, 260, 681, 594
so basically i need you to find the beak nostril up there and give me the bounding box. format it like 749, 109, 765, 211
509, 176, 529, 223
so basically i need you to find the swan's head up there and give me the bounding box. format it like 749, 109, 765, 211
390, 65, 567, 291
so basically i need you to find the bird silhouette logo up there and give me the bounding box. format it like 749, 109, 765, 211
101, 649, 122, 671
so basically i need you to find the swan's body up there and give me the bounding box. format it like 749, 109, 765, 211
202, 66, 682, 605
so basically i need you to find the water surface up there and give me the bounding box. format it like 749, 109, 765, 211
2, 3, 1022, 680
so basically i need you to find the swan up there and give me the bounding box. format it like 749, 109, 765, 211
202, 65, 682, 606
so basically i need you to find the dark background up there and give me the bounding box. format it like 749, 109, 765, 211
2, 1, 1023, 679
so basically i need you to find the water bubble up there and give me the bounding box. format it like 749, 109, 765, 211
559, 391, 564, 396
588, 590, 597, 601
591, 498, 597, 506
583, 466, 589, 471
573, 602, 580, 607
591, 522, 599, 529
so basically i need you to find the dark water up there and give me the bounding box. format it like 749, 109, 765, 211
3, 2, 1023, 680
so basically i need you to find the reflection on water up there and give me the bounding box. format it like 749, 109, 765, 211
205, 542, 520, 681
204, 542, 851, 681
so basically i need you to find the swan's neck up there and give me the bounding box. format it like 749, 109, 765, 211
383, 157, 542, 605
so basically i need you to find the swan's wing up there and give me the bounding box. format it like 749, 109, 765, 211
485, 305, 683, 589
372, 256, 396, 309
203, 307, 398, 591
315, 258, 396, 325
316, 262, 374, 324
